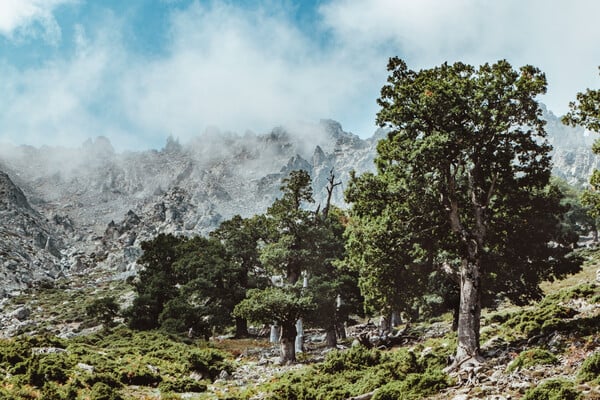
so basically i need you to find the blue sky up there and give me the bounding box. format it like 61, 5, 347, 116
0, 0, 599, 151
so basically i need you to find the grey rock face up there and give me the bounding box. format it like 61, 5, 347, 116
0, 171, 65, 296
0, 115, 597, 295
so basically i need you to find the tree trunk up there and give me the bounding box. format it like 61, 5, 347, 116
455, 257, 481, 361
336, 322, 347, 340
451, 301, 459, 332
270, 323, 280, 343
295, 318, 304, 353
279, 321, 297, 364
326, 325, 337, 348
234, 317, 249, 338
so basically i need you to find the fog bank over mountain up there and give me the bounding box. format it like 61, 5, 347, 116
0, 114, 597, 296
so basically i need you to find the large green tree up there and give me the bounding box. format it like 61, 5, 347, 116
349, 58, 580, 363
126, 233, 247, 338
261, 169, 319, 285
126, 233, 182, 330
233, 287, 315, 364
210, 214, 270, 337
563, 67, 600, 218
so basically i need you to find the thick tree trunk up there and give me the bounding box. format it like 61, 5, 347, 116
234, 317, 249, 338
270, 323, 280, 343
295, 318, 304, 353
279, 321, 297, 364
336, 322, 347, 340
326, 325, 337, 348
455, 257, 481, 361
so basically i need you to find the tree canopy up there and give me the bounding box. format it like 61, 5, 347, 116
563, 67, 600, 218
346, 58, 581, 362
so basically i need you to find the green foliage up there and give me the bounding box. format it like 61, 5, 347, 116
265, 347, 450, 400
158, 378, 207, 393
126, 233, 183, 330
188, 348, 231, 380
346, 58, 580, 362
210, 214, 271, 336
502, 284, 598, 338
117, 356, 162, 385
89, 382, 124, 400
27, 352, 74, 386
563, 66, 600, 133
564, 67, 600, 218
578, 352, 600, 384
522, 379, 582, 400
372, 369, 449, 400
85, 296, 120, 328
504, 303, 576, 336
320, 346, 383, 373
506, 348, 559, 372
0, 328, 231, 399
126, 232, 249, 336
233, 287, 315, 327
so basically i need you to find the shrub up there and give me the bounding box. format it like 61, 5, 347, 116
188, 348, 231, 380
522, 379, 581, 400
506, 348, 559, 372
27, 352, 74, 386
383, 349, 419, 376
118, 357, 162, 386
578, 352, 600, 385
158, 378, 208, 393
85, 296, 120, 328
319, 346, 382, 374
372, 369, 450, 400
90, 382, 124, 400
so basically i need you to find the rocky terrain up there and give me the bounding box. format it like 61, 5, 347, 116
0, 112, 598, 298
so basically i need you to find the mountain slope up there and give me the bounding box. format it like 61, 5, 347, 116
0, 115, 597, 293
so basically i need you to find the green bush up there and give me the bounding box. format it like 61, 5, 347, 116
89, 382, 124, 400
265, 346, 449, 400
118, 357, 162, 386
319, 346, 382, 374
372, 369, 450, 400
522, 379, 581, 400
506, 348, 559, 372
188, 348, 231, 380
27, 352, 74, 386
158, 377, 208, 393
578, 352, 600, 384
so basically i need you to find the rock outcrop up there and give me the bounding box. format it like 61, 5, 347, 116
0, 115, 597, 294
0, 171, 64, 296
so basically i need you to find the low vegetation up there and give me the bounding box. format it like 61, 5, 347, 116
0, 328, 231, 399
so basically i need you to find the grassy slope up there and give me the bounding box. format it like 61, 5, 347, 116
0, 250, 598, 399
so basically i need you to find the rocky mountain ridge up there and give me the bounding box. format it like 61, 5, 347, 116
0, 114, 598, 295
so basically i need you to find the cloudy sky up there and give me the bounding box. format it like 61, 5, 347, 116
0, 0, 599, 150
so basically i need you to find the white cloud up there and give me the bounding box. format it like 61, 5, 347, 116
118, 2, 380, 141
1, 0, 599, 151
0, 0, 74, 43
319, 0, 600, 115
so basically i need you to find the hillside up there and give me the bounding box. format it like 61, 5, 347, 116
0, 247, 597, 399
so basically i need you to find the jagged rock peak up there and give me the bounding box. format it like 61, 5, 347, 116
282, 154, 312, 174
312, 146, 327, 166
82, 136, 115, 157
163, 135, 183, 154
0, 171, 32, 211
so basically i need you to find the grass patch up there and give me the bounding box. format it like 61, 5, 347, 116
506, 348, 559, 372
259, 346, 451, 400
522, 378, 581, 400
0, 328, 231, 399
578, 351, 600, 385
